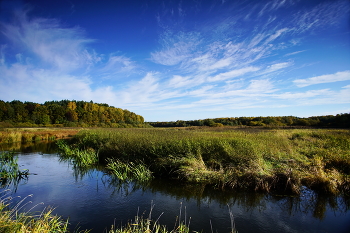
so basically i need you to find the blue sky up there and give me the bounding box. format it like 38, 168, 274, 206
0, 0, 349, 121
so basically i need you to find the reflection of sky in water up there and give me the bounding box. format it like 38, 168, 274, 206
2, 153, 350, 233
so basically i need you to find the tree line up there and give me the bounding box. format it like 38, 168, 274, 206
0, 100, 146, 128
148, 114, 350, 128
1, 99, 349, 128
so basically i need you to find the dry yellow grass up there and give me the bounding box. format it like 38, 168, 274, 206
0, 128, 80, 144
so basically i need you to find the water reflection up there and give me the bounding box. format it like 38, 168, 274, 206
70, 162, 350, 222
0, 140, 58, 154
1, 142, 349, 233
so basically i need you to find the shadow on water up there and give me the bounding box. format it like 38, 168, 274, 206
89, 166, 350, 221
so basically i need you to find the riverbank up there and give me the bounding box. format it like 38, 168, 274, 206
0, 128, 80, 144
58, 127, 350, 195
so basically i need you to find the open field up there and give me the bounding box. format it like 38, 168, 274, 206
0, 128, 81, 144
58, 127, 350, 195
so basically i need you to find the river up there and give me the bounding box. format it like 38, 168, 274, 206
1, 141, 350, 233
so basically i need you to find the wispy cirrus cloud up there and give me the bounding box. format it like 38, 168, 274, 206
100, 55, 137, 78
150, 25, 289, 80
0, 62, 117, 103
0, 9, 137, 105
207, 67, 260, 82
119, 72, 183, 106
293, 70, 350, 87
259, 62, 293, 75
150, 31, 200, 66
275, 86, 350, 106
1, 10, 99, 72
258, 0, 292, 17
275, 89, 332, 99
292, 0, 349, 34
168, 75, 201, 88
284, 50, 306, 57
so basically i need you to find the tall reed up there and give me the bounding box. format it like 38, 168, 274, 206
57, 140, 99, 167
106, 158, 153, 182
0, 151, 29, 187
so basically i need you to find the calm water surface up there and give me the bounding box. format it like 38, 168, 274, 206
1, 142, 350, 233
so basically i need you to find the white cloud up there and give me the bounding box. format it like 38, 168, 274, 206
284, 50, 306, 57
260, 62, 292, 75
150, 25, 293, 77
2, 11, 99, 72
275, 89, 331, 99
0, 45, 7, 65
168, 75, 202, 88
168, 75, 189, 88
207, 57, 232, 70
100, 55, 136, 78
120, 72, 173, 105
0, 62, 119, 104
292, 0, 349, 34
274, 87, 350, 106
208, 67, 260, 82
293, 70, 350, 87
150, 31, 200, 66
187, 85, 214, 97
264, 28, 289, 44
247, 79, 275, 93
258, 0, 290, 17
150, 43, 191, 66
0, 10, 136, 105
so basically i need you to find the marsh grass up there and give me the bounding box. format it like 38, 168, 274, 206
106, 158, 153, 182
0, 191, 73, 233
61, 128, 350, 194
0, 151, 29, 187
57, 140, 98, 167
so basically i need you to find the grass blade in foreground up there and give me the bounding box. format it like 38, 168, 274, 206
0, 190, 77, 233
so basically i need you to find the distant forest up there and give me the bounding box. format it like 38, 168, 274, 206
149, 113, 350, 128
0, 100, 146, 128
0, 100, 349, 128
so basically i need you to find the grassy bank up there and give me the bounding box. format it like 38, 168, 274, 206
0, 128, 80, 144
59, 127, 350, 195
